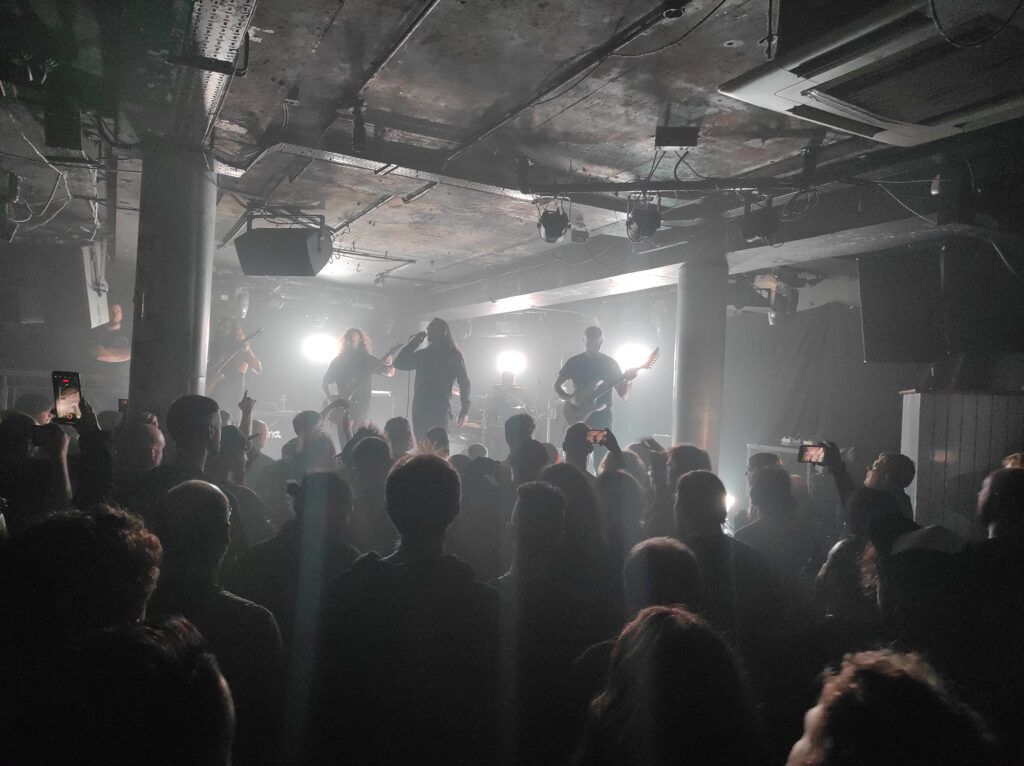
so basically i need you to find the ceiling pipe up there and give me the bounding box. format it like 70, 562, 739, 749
441, 2, 689, 169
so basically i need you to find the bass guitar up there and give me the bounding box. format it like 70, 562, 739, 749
563, 347, 659, 423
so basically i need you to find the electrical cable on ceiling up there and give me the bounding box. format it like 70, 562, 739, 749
988, 239, 1024, 285
672, 150, 710, 181
611, 0, 731, 58
929, 0, 1024, 48
872, 182, 936, 226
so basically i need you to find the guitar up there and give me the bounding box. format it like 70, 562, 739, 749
206, 327, 263, 396
323, 341, 403, 424
563, 347, 659, 423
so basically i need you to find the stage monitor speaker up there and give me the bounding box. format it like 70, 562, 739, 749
235, 228, 332, 276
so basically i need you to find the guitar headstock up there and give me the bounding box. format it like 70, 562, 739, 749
639, 346, 660, 371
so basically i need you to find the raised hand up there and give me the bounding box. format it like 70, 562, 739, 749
238, 390, 256, 415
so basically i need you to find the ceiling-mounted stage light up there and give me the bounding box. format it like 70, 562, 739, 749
537, 199, 570, 243
626, 195, 661, 242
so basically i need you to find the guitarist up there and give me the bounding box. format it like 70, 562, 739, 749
207, 317, 262, 408
554, 326, 636, 437
321, 328, 395, 439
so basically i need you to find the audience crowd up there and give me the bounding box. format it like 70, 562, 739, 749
0, 388, 1020, 765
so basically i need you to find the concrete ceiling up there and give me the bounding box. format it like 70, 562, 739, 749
2, 0, 1023, 319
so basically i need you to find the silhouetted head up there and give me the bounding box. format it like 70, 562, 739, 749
582, 605, 759, 765
466, 442, 487, 459
511, 481, 566, 565
865, 453, 916, 492
211, 425, 247, 478
351, 436, 392, 479
14, 391, 52, 425
0, 506, 162, 643
386, 454, 460, 540
749, 464, 795, 518
584, 325, 603, 355
595, 469, 645, 561
787, 650, 995, 766
292, 410, 322, 439
504, 412, 536, 451
292, 471, 353, 527
540, 462, 603, 556
668, 444, 712, 486
622, 538, 701, 617
151, 481, 231, 576
562, 421, 593, 460
384, 416, 413, 456
0, 410, 36, 460
675, 470, 727, 539
510, 438, 550, 486
112, 423, 164, 478
166, 395, 221, 456
746, 452, 782, 484
976, 467, 1024, 534
7, 616, 235, 766
423, 427, 450, 455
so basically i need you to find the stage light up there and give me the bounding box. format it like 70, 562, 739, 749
613, 343, 652, 371
537, 199, 570, 243
496, 350, 527, 376
626, 195, 661, 242
302, 333, 338, 363
726, 493, 736, 511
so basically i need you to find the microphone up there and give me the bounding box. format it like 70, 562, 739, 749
411, 331, 427, 343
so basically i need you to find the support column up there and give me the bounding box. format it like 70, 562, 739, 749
128, 146, 216, 420
672, 247, 728, 469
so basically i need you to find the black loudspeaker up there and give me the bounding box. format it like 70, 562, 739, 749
235, 228, 332, 276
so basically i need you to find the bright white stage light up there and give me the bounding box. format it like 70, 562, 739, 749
496, 350, 527, 376
726, 493, 736, 511
614, 343, 653, 371
302, 333, 338, 363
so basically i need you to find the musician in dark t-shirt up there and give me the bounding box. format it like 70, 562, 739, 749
553, 326, 634, 431
322, 328, 394, 438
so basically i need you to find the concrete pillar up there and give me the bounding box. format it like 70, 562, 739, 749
128, 146, 216, 419
672, 247, 728, 468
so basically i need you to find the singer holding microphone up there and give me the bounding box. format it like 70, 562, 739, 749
392, 317, 471, 443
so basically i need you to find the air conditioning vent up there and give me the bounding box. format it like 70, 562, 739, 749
720, 0, 1024, 146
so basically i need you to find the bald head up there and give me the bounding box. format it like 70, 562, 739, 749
151, 481, 231, 574
115, 423, 165, 473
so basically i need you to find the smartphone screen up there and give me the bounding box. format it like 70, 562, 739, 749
586, 429, 608, 444
798, 444, 825, 464
52, 371, 82, 423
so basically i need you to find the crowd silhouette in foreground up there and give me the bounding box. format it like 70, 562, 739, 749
1, 389, 1022, 765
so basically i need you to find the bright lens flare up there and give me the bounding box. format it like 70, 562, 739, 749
726, 493, 736, 511
302, 333, 338, 363
496, 350, 527, 376
614, 343, 653, 371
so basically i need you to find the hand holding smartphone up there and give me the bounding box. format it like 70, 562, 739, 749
586, 429, 608, 445
51, 371, 82, 424
798, 444, 826, 464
